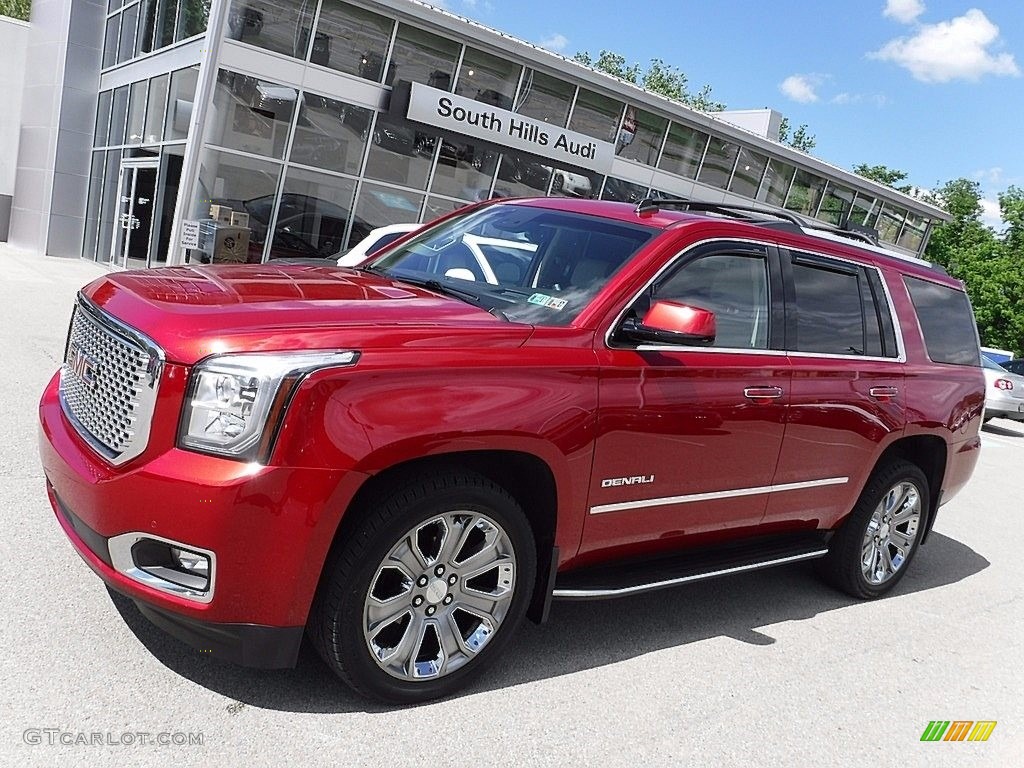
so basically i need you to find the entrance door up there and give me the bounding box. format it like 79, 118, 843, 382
111, 161, 158, 268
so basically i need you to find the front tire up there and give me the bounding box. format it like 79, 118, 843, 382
309, 471, 536, 704
817, 459, 928, 599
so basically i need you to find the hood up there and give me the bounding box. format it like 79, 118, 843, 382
83, 263, 533, 364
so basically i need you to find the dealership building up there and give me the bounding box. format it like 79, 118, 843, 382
3, 0, 948, 268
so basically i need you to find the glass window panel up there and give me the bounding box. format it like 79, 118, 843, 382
898, 212, 927, 252
616, 106, 667, 166
494, 150, 553, 197
152, 144, 185, 265
226, 1, 312, 58
176, 0, 209, 40
601, 177, 647, 203
512, 69, 574, 127
96, 150, 123, 263
109, 85, 130, 145
792, 260, 865, 355
350, 182, 424, 247
206, 70, 295, 158
817, 182, 856, 225
109, 0, 125, 11
103, 15, 120, 69
314, 1, 394, 81
364, 114, 436, 190
785, 169, 826, 215
904, 276, 980, 365
876, 204, 907, 244
386, 23, 460, 90
658, 122, 708, 180
117, 2, 139, 64
83, 152, 106, 260
757, 159, 796, 206
94, 91, 113, 147
126, 80, 147, 145
430, 138, 498, 201
193, 148, 283, 261
728, 147, 768, 199
143, 74, 168, 144
850, 194, 878, 227
290, 94, 369, 175
164, 66, 198, 141
697, 136, 739, 189
568, 88, 623, 144
549, 167, 601, 199
423, 195, 470, 223
455, 47, 521, 110
138, 0, 156, 54
268, 168, 357, 260
156, 0, 178, 48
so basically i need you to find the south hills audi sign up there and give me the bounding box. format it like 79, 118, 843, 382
398, 82, 615, 174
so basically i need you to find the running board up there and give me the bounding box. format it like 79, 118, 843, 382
552, 534, 830, 600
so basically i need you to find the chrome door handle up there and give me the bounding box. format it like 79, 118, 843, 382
869, 386, 899, 400
744, 386, 784, 400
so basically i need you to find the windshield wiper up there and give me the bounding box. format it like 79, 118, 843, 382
390, 275, 488, 307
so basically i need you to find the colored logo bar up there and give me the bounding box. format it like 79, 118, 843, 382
920, 721, 997, 742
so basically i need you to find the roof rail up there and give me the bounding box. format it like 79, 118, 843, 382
635, 197, 880, 247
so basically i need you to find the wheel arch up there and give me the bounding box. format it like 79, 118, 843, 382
874, 435, 948, 543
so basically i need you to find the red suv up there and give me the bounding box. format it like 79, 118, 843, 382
39, 197, 984, 703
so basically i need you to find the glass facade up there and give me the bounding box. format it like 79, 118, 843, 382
83, 0, 941, 268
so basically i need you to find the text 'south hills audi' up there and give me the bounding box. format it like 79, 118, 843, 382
39, 197, 985, 703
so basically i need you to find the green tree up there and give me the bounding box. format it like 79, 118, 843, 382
778, 117, 817, 152
852, 163, 913, 194
0, 0, 31, 21
573, 49, 725, 111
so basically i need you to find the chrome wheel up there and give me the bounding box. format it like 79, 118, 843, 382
860, 481, 921, 585
363, 511, 517, 682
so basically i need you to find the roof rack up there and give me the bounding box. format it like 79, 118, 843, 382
634, 197, 880, 247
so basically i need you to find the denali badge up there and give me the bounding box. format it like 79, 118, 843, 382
601, 475, 655, 488
66, 343, 98, 388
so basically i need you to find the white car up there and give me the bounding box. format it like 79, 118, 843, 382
336, 223, 420, 266
982, 354, 1024, 422
548, 168, 593, 198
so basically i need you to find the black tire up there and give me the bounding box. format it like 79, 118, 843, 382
817, 459, 929, 599
309, 471, 536, 704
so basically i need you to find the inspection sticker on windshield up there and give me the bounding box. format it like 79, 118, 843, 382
528, 293, 567, 310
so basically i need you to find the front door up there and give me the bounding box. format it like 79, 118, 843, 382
582, 241, 791, 563
111, 162, 158, 268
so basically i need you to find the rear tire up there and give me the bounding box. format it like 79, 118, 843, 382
309, 471, 536, 704
817, 459, 928, 599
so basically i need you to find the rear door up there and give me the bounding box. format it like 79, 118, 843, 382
582, 239, 792, 561
763, 249, 906, 529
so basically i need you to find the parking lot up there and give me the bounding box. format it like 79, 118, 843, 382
1, 246, 1021, 767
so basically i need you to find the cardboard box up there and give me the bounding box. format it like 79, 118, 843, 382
209, 204, 233, 224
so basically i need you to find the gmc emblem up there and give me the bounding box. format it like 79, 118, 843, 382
66, 343, 98, 388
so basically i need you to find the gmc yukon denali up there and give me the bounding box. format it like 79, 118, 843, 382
39, 197, 985, 703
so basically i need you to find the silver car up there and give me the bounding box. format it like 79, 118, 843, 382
982, 354, 1024, 422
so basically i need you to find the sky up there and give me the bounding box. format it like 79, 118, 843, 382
429, 0, 1022, 229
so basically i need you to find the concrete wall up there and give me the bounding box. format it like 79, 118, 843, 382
0, 16, 30, 241
8, 0, 105, 256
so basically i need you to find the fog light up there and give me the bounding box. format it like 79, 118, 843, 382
131, 539, 211, 593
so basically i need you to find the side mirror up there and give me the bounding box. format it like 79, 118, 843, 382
621, 301, 716, 346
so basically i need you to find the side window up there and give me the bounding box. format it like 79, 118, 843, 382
651, 251, 770, 349
904, 276, 981, 366
791, 255, 865, 355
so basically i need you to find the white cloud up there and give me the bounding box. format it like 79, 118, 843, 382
972, 167, 1005, 186
538, 33, 569, 52
779, 74, 821, 103
980, 198, 1004, 229
871, 9, 1020, 83
883, 0, 925, 24
831, 92, 891, 107
462, 0, 477, 7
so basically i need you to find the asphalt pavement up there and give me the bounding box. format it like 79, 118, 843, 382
1, 244, 1021, 767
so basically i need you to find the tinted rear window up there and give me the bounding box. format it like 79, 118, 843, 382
904, 276, 980, 366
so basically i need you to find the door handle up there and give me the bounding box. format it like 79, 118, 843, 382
743, 386, 784, 401
869, 386, 899, 401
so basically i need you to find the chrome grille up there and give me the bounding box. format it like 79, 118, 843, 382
58, 296, 163, 465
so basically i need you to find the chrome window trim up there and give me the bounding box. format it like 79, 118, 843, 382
590, 476, 849, 515
602, 236, 908, 363
108, 532, 216, 603
59, 292, 165, 466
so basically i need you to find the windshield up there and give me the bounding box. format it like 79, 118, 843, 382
367, 204, 656, 326
981, 354, 1007, 372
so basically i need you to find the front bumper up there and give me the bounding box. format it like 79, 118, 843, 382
39, 372, 366, 666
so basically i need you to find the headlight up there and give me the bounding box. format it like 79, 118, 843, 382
178, 350, 359, 461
